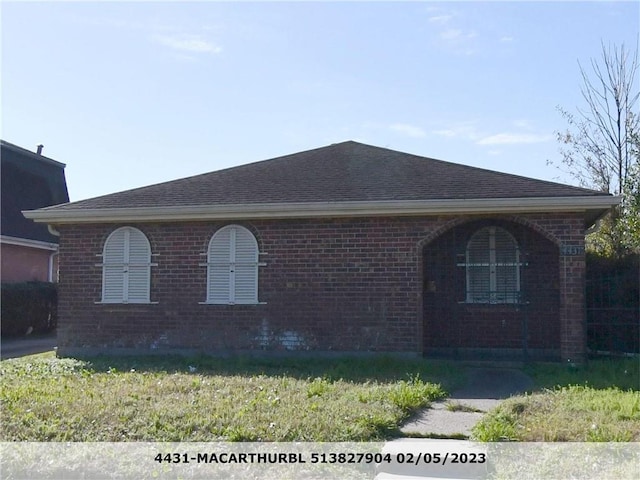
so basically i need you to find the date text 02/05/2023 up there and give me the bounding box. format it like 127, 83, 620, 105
154, 451, 488, 465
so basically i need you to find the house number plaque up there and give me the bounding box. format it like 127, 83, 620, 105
560, 244, 585, 256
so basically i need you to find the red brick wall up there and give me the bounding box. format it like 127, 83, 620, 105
55, 213, 586, 361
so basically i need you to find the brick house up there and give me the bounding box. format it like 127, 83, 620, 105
1, 140, 69, 283
23, 142, 618, 362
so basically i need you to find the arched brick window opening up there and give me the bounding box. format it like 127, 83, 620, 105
205, 224, 260, 304
101, 226, 153, 303
463, 226, 521, 304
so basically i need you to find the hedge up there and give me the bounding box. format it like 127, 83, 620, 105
1, 281, 57, 337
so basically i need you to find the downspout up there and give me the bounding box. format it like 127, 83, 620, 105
48, 224, 60, 282
48, 251, 58, 282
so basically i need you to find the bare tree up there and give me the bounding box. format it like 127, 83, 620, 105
555, 42, 639, 195
553, 43, 639, 256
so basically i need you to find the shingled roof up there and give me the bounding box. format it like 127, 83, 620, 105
24, 141, 617, 225
2, 140, 69, 243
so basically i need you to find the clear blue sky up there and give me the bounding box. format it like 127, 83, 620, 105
2, 1, 638, 202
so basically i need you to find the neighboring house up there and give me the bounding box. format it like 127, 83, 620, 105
23, 141, 619, 362
1, 140, 69, 283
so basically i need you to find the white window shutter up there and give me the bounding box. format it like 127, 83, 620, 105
207, 225, 259, 304
127, 266, 150, 302
102, 227, 151, 303
102, 228, 126, 303
234, 265, 257, 304
102, 265, 125, 303
234, 227, 258, 304
208, 227, 232, 304
126, 228, 151, 303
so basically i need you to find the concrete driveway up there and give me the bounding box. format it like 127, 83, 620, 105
1, 333, 57, 360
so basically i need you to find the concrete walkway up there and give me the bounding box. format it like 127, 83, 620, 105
374, 367, 534, 479
400, 367, 534, 438
0, 333, 57, 360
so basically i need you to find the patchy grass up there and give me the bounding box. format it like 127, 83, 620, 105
0, 353, 461, 442
7, 353, 636, 443
474, 386, 640, 441
473, 359, 640, 442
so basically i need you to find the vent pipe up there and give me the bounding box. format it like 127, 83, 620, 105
36, 144, 44, 155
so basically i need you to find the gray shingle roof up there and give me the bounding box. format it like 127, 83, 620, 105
41, 141, 607, 213
1, 140, 69, 242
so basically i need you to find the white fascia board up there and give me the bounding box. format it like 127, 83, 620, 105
0, 235, 59, 250
22, 196, 621, 224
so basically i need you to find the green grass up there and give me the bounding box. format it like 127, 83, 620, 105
524, 357, 640, 391
473, 358, 640, 442
0, 353, 461, 442
5, 353, 637, 442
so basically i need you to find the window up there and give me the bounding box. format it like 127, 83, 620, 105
205, 225, 260, 304
101, 227, 153, 303
463, 226, 521, 304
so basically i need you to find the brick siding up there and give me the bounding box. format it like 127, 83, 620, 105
56, 212, 586, 362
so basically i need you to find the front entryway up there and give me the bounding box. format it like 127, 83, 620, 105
422, 219, 561, 361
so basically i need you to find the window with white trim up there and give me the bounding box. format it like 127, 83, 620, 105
462, 226, 521, 304
101, 227, 153, 303
205, 225, 260, 304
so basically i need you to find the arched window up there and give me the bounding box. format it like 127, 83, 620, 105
101, 227, 153, 303
465, 226, 521, 304
206, 225, 259, 304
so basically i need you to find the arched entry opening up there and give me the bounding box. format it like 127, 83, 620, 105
422, 218, 560, 361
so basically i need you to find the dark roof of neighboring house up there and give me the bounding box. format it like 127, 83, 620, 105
1, 140, 69, 243
34, 141, 608, 213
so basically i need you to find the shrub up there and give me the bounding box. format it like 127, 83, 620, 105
1, 281, 57, 337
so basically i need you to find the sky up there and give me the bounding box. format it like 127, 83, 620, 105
2, 1, 639, 202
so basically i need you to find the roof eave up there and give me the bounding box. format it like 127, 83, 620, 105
0, 140, 67, 168
23, 196, 620, 224
0, 235, 59, 251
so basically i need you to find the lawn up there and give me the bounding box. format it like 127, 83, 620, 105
473, 358, 640, 441
3, 353, 638, 443
0, 353, 462, 442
